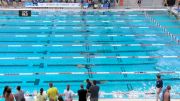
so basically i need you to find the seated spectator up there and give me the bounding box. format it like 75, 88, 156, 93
16, 0, 22, 7
1, 0, 8, 7
83, 3, 89, 8
38, 0, 45, 3
88, 0, 94, 8
32, 0, 38, 6
52, 0, 59, 3
65, 0, 68, 3
36, 88, 47, 101
93, 3, 99, 9
5, 87, 14, 101
14, 86, 26, 101
63, 85, 75, 101
137, 0, 142, 7
0, 0, 2, 6
164, 0, 168, 6
103, 0, 110, 9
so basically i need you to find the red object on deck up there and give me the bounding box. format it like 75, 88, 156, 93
120, 0, 124, 6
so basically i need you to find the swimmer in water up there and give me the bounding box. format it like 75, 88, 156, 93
80, 52, 95, 56
84, 79, 107, 85
77, 64, 92, 69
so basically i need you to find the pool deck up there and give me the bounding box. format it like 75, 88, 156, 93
0, 7, 167, 11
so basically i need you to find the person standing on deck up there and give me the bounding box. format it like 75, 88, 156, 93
161, 85, 171, 101
47, 83, 59, 101
78, 84, 87, 101
36, 88, 47, 101
5, 88, 14, 101
14, 86, 26, 101
89, 80, 100, 101
63, 85, 75, 101
156, 74, 163, 101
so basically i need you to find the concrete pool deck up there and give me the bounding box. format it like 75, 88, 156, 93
0, 7, 168, 11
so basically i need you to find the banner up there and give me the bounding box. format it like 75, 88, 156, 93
25, 3, 81, 8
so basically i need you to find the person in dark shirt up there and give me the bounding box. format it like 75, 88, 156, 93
86, 79, 92, 90
78, 84, 87, 101
86, 79, 92, 100
137, 0, 142, 7
14, 86, 25, 101
58, 95, 64, 101
156, 74, 163, 101
3, 86, 9, 98
89, 80, 100, 101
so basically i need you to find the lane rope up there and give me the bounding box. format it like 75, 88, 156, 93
0, 56, 179, 60
0, 43, 177, 47
0, 71, 180, 76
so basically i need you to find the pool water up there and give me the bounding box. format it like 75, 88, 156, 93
0, 10, 179, 99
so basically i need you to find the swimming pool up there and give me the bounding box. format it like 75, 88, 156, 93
0, 9, 179, 99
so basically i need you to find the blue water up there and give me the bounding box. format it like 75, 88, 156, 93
0, 10, 179, 99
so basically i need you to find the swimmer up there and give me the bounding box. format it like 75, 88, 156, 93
80, 30, 90, 32
80, 52, 95, 56
43, 51, 48, 55
96, 80, 107, 84
77, 64, 92, 69
84, 79, 107, 85
39, 63, 44, 68
89, 53, 95, 55
156, 74, 163, 101
77, 64, 86, 68
80, 52, 88, 55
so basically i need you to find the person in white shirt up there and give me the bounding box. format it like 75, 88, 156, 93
36, 88, 47, 101
63, 85, 75, 101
